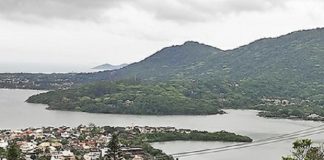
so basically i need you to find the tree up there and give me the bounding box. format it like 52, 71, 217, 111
0, 148, 6, 160
61, 139, 69, 145
30, 154, 37, 160
6, 142, 21, 160
282, 139, 324, 160
107, 134, 122, 160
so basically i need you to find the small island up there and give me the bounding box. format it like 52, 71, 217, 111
0, 125, 252, 160
141, 130, 252, 143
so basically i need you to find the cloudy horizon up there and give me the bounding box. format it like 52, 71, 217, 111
0, 0, 324, 69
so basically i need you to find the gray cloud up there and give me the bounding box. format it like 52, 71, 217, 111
0, 0, 122, 22
0, 0, 303, 23
130, 0, 287, 23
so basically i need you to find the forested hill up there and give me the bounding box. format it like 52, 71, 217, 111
22, 28, 324, 116
223, 28, 324, 82
109, 41, 224, 81
81, 28, 324, 84
107, 28, 324, 83
0, 28, 323, 90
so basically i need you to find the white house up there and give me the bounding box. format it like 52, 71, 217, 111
20, 142, 37, 153
83, 152, 101, 160
0, 140, 8, 148
61, 132, 71, 138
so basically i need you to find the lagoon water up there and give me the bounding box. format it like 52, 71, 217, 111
1, 89, 324, 160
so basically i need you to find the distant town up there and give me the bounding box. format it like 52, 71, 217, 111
0, 73, 76, 90
0, 125, 252, 160
0, 125, 174, 160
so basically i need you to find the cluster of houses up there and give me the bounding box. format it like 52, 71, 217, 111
260, 97, 324, 120
0, 125, 196, 160
0, 77, 30, 84
0, 74, 74, 89
126, 126, 191, 134
261, 97, 317, 107
261, 98, 291, 106
0, 125, 148, 160
0, 76, 31, 88
0, 125, 192, 160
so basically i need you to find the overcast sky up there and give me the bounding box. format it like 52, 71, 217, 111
0, 0, 324, 67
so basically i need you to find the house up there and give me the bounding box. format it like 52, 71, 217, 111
0, 140, 8, 148
165, 127, 176, 132
83, 151, 101, 160
308, 114, 320, 119
97, 135, 110, 144
51, 151, 63, 160
61, 132, 71, 138
38, 142, 51, 151
61, 150, 76, 160
100, 148, 108, 157
19, 142, 37, 153
51, 150, 76, 160
133, 155, 144, 160
179, 129, 191, 134
281, 100, 290, 106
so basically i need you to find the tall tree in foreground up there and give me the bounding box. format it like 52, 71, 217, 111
6, 142, 21, 160
107, 134, 122, 160
282, 139, 324, 160
0, 148, 6, 160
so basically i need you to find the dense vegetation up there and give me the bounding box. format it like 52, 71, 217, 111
26, 78, 324, 117
3, 28, 324, 117
282, 139, 324, 160
120, 128, 252, 159
257, 103, 324, 119
119, 132, 174, 160
141, 130, 252, 143
26, 81, 224, 115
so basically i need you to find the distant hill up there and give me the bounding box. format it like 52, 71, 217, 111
92, 63, 128, 70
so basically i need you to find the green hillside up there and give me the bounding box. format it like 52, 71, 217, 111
109, 41, 224, 81
6, 28, 324, 116
108, 28, 324, 99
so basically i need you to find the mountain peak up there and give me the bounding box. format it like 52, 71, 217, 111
183, 41, 201, 45
181, 41, 222, 51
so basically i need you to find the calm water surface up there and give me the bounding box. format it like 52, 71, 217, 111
0, 89, 323, 160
